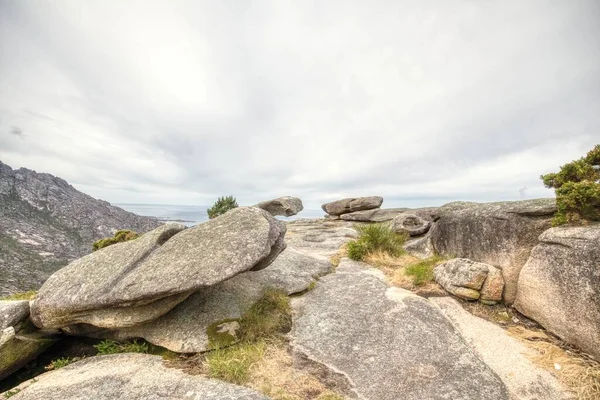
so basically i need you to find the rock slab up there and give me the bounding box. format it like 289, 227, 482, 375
514, 225, 600, 361
31, 207, 286, 330
434, 258, 505, 303
3, 353, 269, 400
255, 196, 304, 217
321, 196, 383, 216
291, 259, 509, 400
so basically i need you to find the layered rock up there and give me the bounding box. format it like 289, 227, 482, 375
3, 354, 269, 400
514, 225, 600, 361
67, 248, 331, 353
390, 213, 431, 236
321, 196, 383, 216
31, 207, 286, 330
255, 196, 303, 217
434, 258, 504, 304
284, 219, 357, 259
1, 301, 58, 381
0, 160, 160, 296
429, 199, 555, 303
339, 207, 408, 222
291, 259, 509, 400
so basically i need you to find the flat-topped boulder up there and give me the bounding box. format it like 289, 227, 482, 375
321, 196, 383, 216
339, 207, 408, 222
255, 196, 303, 217
430, 199, 555, 303
514, 225, 600, 361
291, 259, 508, 399
434, 258, 504, 304
3, 354, 269, 400
390, 213, 431, 236
31, 207, 286, 330
67, 248, 331, 353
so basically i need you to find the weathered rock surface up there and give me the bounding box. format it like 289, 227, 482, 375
321, 196, 383, 216
514, 225, 600, 361
339, 207, 408, 222
31, 207, 286, 330
3, 353, 269, 400
255, 196, 304, 217
73, 248, 331, 353
403, 232, 435, 259
434, 258, 504, 303
285, 219, 357, 259
390, 213, 431, 236
430, 199, 555, 303
0, 300, 30, 330
431, 297, 571, 400
0, 160, 160, 296
291, 258, 509, 400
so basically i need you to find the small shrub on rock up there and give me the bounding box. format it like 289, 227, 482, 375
207, 196, 239, 219
92, 230, 139, 252
541, 144, 600, 225
94, 339, 149, 355
346, 223, 407, 261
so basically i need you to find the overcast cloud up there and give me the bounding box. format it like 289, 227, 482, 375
1, 0, 599, 209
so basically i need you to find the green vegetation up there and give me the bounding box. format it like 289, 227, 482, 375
0, 290, 37, 301
92, 230, 138, 251
404, 256, 445, 286
347, 223, 408, 261
3, 388, 20, 398
207, 196, 239, 219
316, 394, 345, 400
541, 144, 600, 225
93, 339, 149, 355
205, 289, 292, 384
47, 357, 81, 370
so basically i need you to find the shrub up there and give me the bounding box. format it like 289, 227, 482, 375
94, 339, 149, 355
92, 230, 139, 251
47, 357, 80, 370
207, 196, 238, 219
404, 256, 445, 286
541, 144, 600, 225
346, 223, 407, 261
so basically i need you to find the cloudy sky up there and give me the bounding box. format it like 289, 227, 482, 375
1, 0, 599, 209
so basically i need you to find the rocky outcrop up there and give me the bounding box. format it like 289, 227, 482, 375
434, 259, 505, 304
67, 248, 331, 353
3, 354, 269, 400
339, 207, 408, 222
514, 225, 600, 361
390, 213, 431, 236
255, 196, 304, 217
431, 297, 570, 400
291, 258, 509, 400
0, 161, 160, 296
321, 196, 383, 216
429, 199, 555, 303
284, 219, 357, 259
0, 301, 58, 381
31, 207, 286, 330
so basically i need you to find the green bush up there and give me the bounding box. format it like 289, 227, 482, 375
94, 339, 149, 355
346, 223, 408, 261
92, 230, 139, 251
541, 144, 600, 225
404, 256, 445, 286
207, 196, 239, 219
47, 357, 81, 370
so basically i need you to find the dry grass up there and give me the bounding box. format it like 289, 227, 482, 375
0, 290, 37, 301
329, 245, 347, 268
364, 251, 446, 296
507, 326, 600, 400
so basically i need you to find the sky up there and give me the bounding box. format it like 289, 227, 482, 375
1, 0, 599, 209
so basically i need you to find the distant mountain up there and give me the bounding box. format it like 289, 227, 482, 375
0, 161, 161, 296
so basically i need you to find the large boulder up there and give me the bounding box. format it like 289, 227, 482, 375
3, 353, 269, 400
285, 220, 357, 259
1, 301, 58, 381
430, 199, 555, 303
255, 196, 303, 217
321, 196, 383, 216
66, 248, 331, 353
434, 259, 505, 304
339, 208, 408, 222
31, 207, 286, 330
514, 225, 600, 361
390, 213, 431, 236
291, 259, 509, 399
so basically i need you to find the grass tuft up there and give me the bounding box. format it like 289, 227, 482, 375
0, 291, 37, 301
46, 357, 81, 370
346, 223, 407, 261
404, 255, 445, 286
206, 341, 267, 384
93, 339, 149, 355
237, 289, 292, 344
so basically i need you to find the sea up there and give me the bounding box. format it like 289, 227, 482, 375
116, 204, 325, 226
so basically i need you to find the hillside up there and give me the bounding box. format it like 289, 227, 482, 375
0, 161, 160, 296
